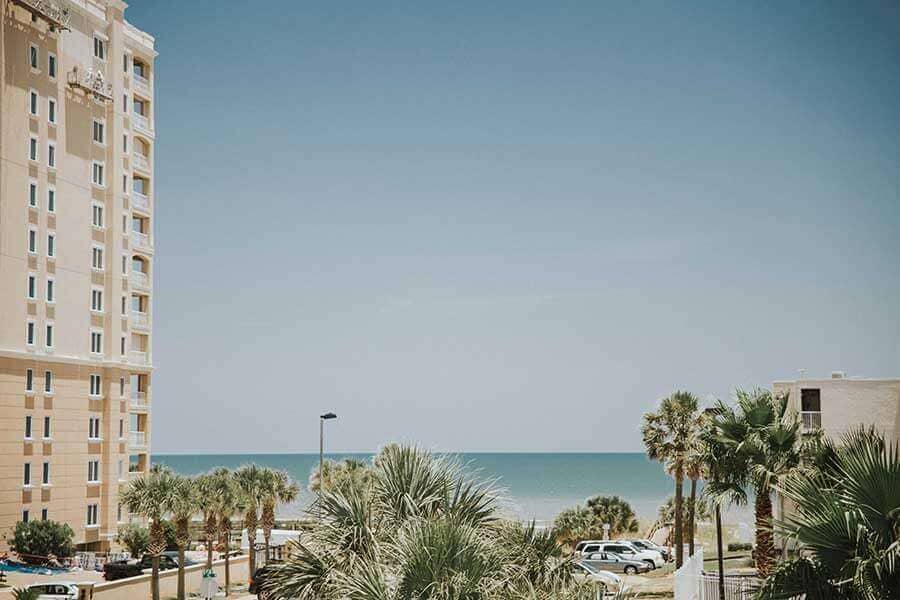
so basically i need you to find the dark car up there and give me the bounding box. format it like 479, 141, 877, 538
139, 552, 197, 571
103, 560, 143, 581
249, 567, 272, 600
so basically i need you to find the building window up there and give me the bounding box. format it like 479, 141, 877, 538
26, 321, 36, 346
29, 180, 38, 207
47, 233, 56, 258
88, 417, 100, 439
27, 274, 37, 299
42, 462, 50, 485
91, 331, 103, 354
92, 246, 104, 270
90, 375, 102, 397
41, 508, 48, 521
46, 278, 55, 303
92, 119, 105, 145
93, 36, 106, 60
25, 369, 34, 393
29, 136, 38, 161
87, 504, 99, 526
119, 377, 125, 397
44, 370, 52, 393
43, 416, 51, 439
91, 288, 103, 312
119, 419, 124, 439
88, 460, 100, 482
48, 97, 57, 124
47, 187, 56, 212
25, 415, 33, 439
29, 89, 38, 116
29, 43, 38, 70
123, 134, 128, 153
92, 203, 104, 228
48, 52, 57, 78
22, 510, 30, 523
120, 336, 126, 355
92, 161, 105, 187
121, 296, 127, 315
47, 142, 56, 168
28, 228, 37, 253
45, 323, 53, 348
23, 463, 31, 486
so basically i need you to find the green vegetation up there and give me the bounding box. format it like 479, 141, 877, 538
11, 588, 40, 600
6, 520, 74, 564
308, 456, 375, 493
553, 495, 639, 546
116, 523, 150, 557
758, 427, 900, 599
264, 445, 602, 600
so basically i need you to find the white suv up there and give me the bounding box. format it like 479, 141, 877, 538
575, 540, 665, 569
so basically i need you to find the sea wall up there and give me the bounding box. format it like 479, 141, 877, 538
91, 555, 248, 600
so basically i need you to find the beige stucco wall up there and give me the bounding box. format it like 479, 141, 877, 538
1, 0, 155, 550
91, 556, 250, 600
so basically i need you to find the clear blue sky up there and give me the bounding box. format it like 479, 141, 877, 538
125, 1, 900, 453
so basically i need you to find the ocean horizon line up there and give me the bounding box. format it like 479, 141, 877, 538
152, 450, 651, 457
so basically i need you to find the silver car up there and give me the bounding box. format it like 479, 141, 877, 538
25, 582, 78, 599
582, 551, 652, 575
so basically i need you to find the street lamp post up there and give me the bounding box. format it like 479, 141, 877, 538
318, 412, 337, 519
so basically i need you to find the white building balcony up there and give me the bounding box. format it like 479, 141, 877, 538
129, 350, 148, 365
129, 431, 147, 448
133, 152, 151, 174
131, 231, 152, 251
800, 411, 822, 431
132, 271, 150, 289
133, 113, 152, 134
133, 73, 150, 97
130, 393, 149, 411
132, 191, 150, 212
131, 311, 150, 329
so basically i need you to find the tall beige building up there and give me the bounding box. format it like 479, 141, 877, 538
1, 0, 155, 551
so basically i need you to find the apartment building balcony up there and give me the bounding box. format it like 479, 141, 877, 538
133, 73, 151, 98
131, 311, 150, 330
133, 152, 151, 174
133, 113, 152, 135
129, 431, 147, 448
130, 393, 149, 412
800, 411, 822, 431
131, 191, 150, 213
11, 0, 71, 31
131, 231, 152, 251
68, 66, 113, 102
129, 350, 149, 365
131, 271, 150, 290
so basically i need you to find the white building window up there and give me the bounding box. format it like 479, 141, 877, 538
29, 180, 38, 207
88, 460, 100, 482
43, 416, 51, 439
29, 43, 38, 70
42, 508, 48, 521
48, 52, 57, 78
29, 89, 38, 115
48, 97, 57, 124
47, 233, 56, 258
87, 504, 99, 526
92, 119, 105, 145
46, 278, 55, 303
92, 203, 104, 228
47, 141, 56, 168
92, 246, 104, 270
25, 369, 34, 393
28, 227, 37, 253
27, 273, 37, 300
26, 321, 36, 346
29, 136, 38, 161
25, 415, 33, 439
92, 161, 105, 187
45, 323, 54, 349
42, 461, 50, 485
24, 463, 31, 486
93, 36, 106, 61
89, 375, 102, 397
91, 288, 103, 312
47, 187, 56, 212
88, 416, 101, 438
44, 370, 52, 393
91, 331, 103, 354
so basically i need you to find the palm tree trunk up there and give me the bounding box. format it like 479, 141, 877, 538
674, 469, 684, 568
224, 533, 231, 597
754, 484, 774, 577
206, 542, 213, 570
177, 546, 186, 600
715, 504, 725, 600
264, 532, 270, 566
151, 555, 160, 600
687, 477, 697, 557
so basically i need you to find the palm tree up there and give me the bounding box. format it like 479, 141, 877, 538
234, 464, 265, 577
758, 426, 900, 599
308, 457, 374, 493
259, 469, 299, 565
641, 390, 700, 567
263, 445, 595, 600
683, 444, 704, 557
210, 468, 241, 597
584, 495, 640, 536
169, 476, 197, 600
194, 472, 219, 569
120, 469, 179, 600
552, 505, 598, 548
708, 388, 804, 577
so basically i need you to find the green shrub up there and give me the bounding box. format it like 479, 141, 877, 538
7, 520, 74, 564
727, 542, 753, 552
12, 588, 41, 600
117, 523, 150, 557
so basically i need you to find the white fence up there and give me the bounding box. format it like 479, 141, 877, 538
675, 548, 764, 600
674, 548, 704, 600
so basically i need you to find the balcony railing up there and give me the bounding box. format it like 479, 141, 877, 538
131, 311, 150, 329
133, 73, 150, 97
11, 0, 71, 31
132, 271, 150, 289
129, 350, 148, 365
130, 394, 149, 411
133, 113, 151, 133
131, 231, 151, 250
68, 66, 112, 102
129, 431, 147, 447
800, 411, 822, 431
132, 191, 150, 212
133, 153, 150, 173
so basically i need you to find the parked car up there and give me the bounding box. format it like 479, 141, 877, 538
571, 561, 622, 592
575, 540, 665, 569
626, 538, 671, 561
25, 582, 78, 599
249, 566, 273, 600
139, 551, 197, 572
582, 552, 652, 575
103, 560, 143, 581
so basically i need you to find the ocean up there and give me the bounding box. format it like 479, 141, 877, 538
153, 452, 679, 525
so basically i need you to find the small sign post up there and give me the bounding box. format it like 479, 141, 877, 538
200, 568, 217, 599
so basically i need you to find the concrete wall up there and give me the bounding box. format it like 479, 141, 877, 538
91, 555, 249, 600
